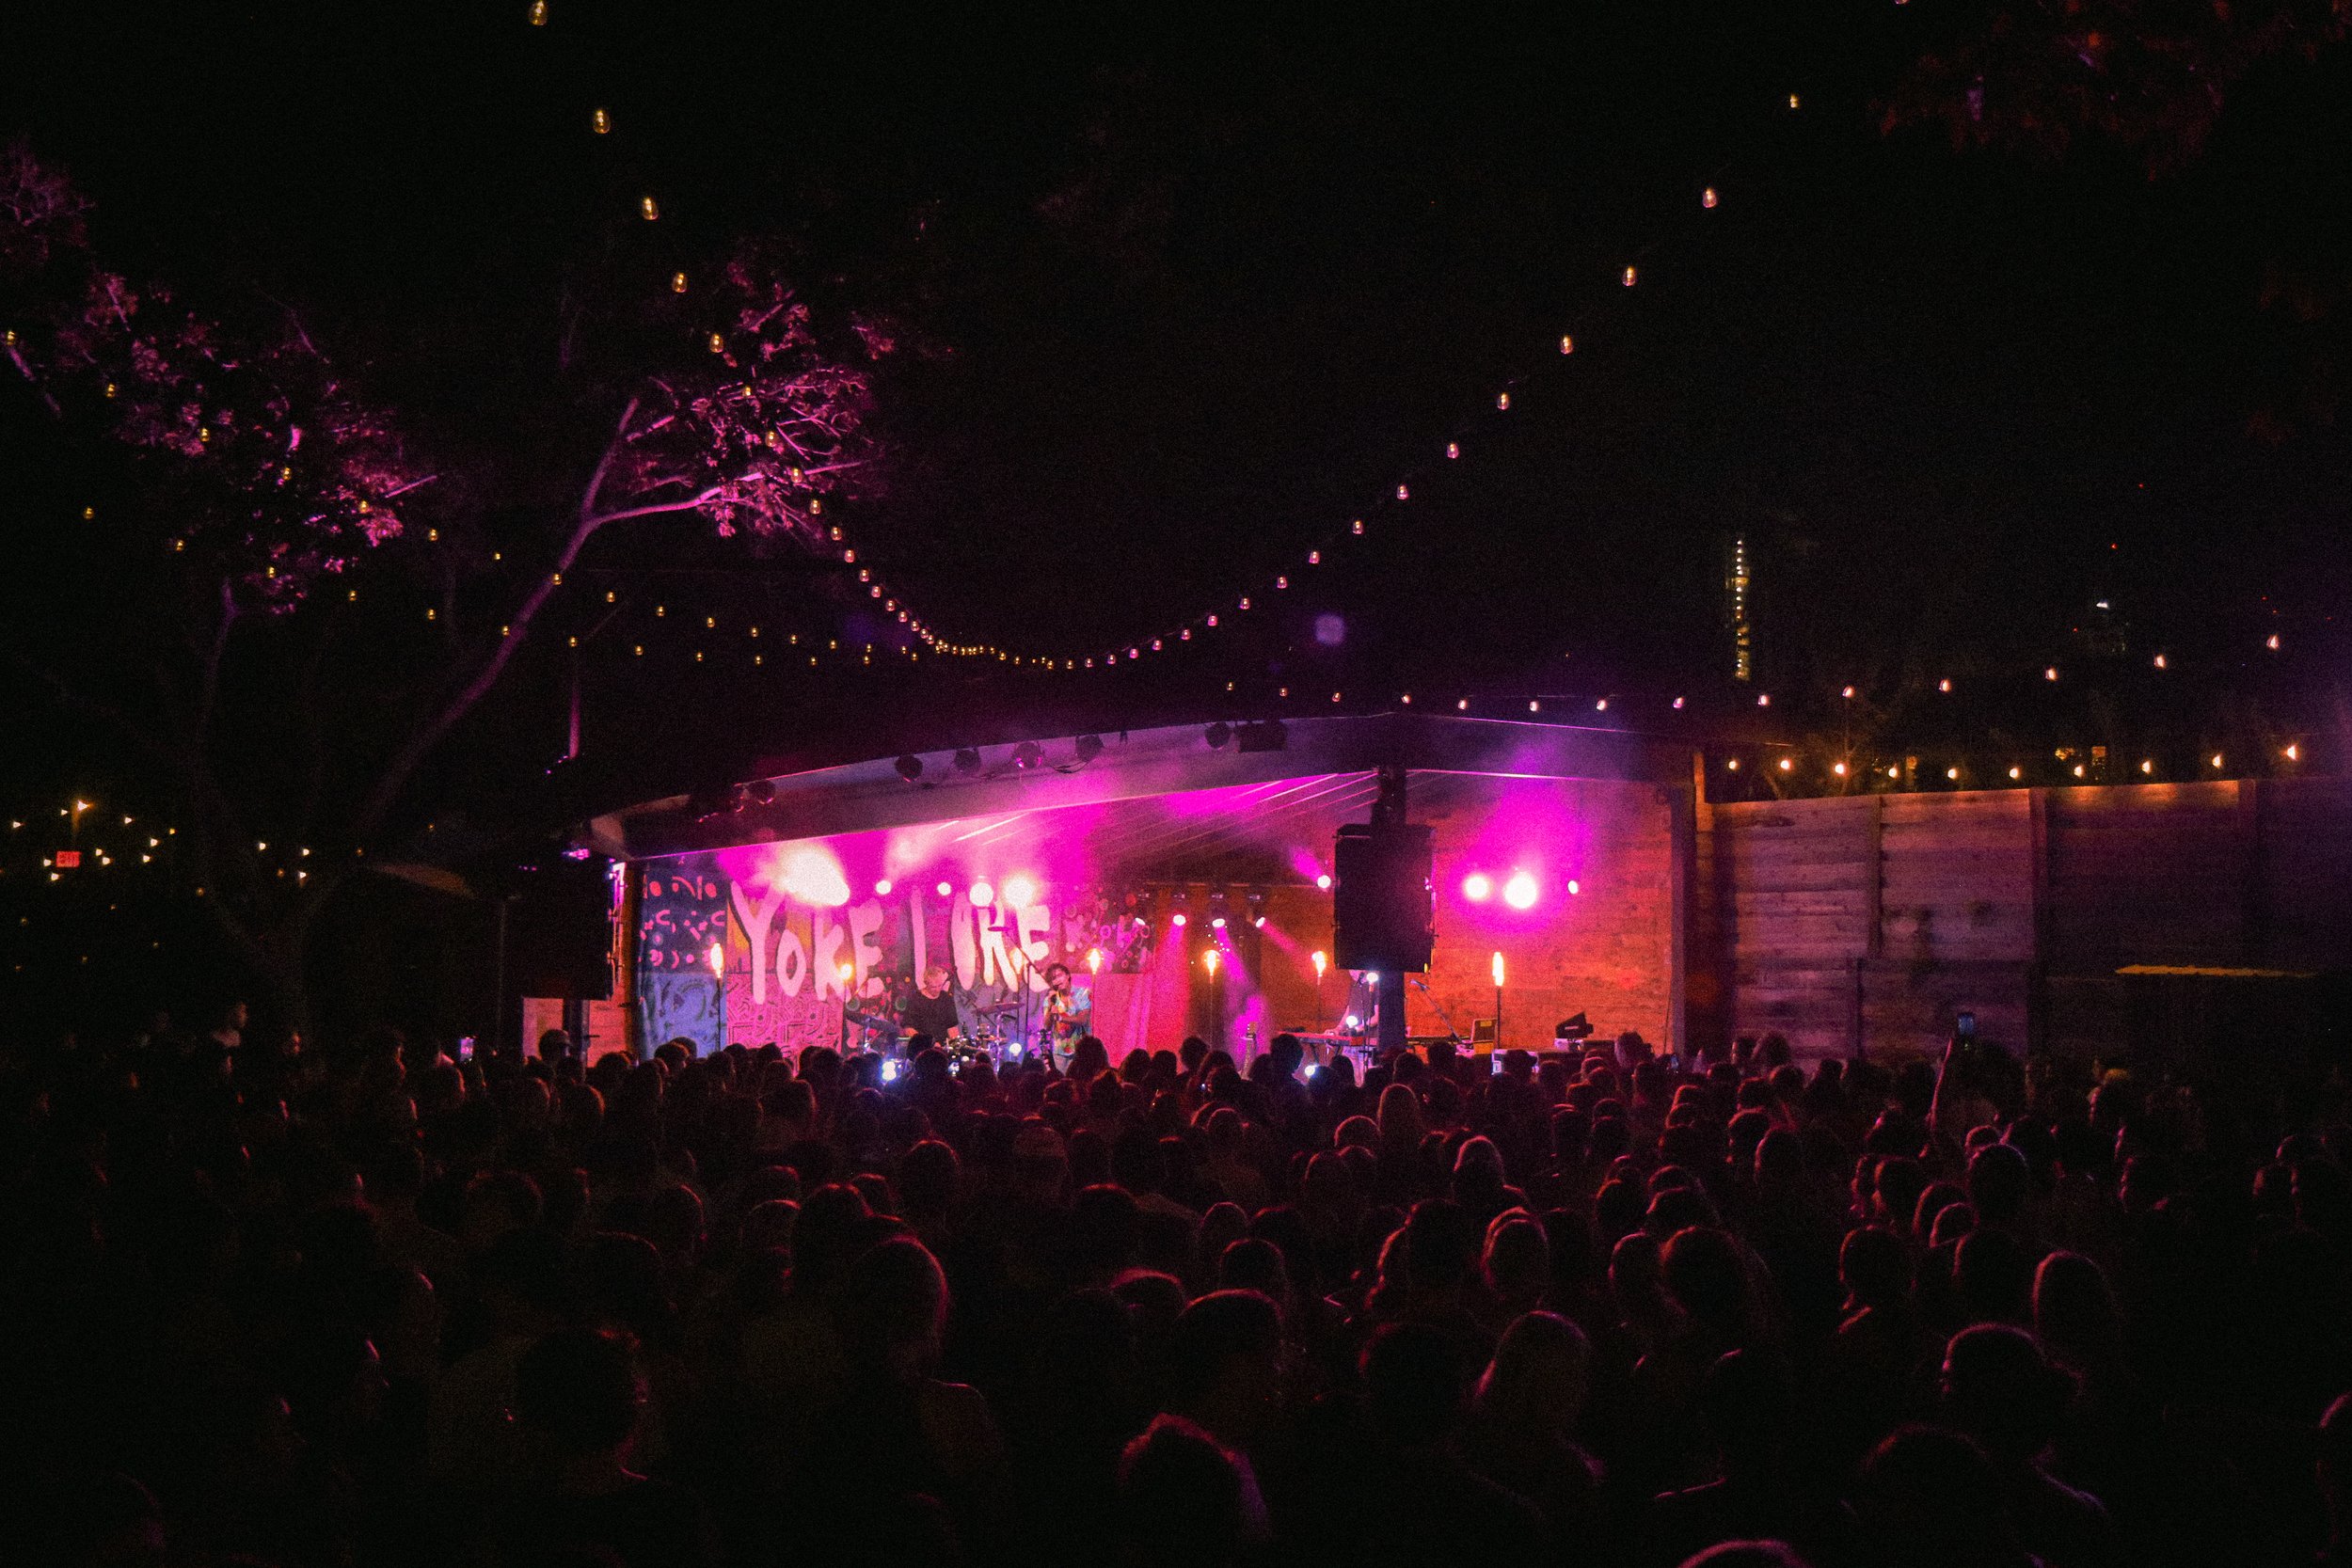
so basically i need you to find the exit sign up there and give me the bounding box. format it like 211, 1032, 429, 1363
54, 849, 81, 868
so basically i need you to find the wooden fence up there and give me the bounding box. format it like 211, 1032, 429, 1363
1694, 777, 2352, 1061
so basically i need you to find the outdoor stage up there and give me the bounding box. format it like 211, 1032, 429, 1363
581, 713, 1702, 1061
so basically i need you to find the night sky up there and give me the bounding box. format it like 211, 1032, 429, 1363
5, 2, 2350, 822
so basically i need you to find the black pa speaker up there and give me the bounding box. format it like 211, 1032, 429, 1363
1332, 822, 1435, 974
506, 857, 615, 1000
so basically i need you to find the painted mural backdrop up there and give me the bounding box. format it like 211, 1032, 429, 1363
637, 838, 1164, 1055
636, 863, 731, 1053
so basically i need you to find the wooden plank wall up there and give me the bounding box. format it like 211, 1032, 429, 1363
1698, 777, 2352, 1062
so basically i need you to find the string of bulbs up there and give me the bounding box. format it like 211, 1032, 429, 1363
522, 0, 1789, 676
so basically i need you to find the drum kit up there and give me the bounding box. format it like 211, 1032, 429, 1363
852, 994, 1057, 1073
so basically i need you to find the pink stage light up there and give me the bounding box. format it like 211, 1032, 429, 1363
1171, 912, 1187, 927
1462, 872, 1494, 903
873, 879, 893, 896
1315, 874, 1332, 891
1567, 879, 1581, 895
776, 844, 850, 907
1502, 871, 1539, 911
1001, 874, 1038, 909
969, 880, 994, 908
935, 880, 953, 898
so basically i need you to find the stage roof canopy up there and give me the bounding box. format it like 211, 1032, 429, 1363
585, 711, 1696, 864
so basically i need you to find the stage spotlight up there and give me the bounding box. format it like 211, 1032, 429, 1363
1502, 871, 1539, 911
1315, 873, 1332, 891
1074, 734, 1104, 764
1203, 721, 1232, 750
1012, 740, 1043, 769
1343, 1013, 1360, 1030
969, 880, 995, 908
1463, 872, 1494, 903
936, 880, 953, 898
953, 748, 983, 774
895, 754, 925, 784
1001, 874, 1038, 908
874, 879, 893, 896
1567, 879, 1581, 895
1212, 916, 1227, 929
1171, 912, 1187, 927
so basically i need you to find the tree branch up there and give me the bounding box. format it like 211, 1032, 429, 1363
350, 399, 683, 845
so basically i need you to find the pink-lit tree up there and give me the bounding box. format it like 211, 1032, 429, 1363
2, 143, 886, 1030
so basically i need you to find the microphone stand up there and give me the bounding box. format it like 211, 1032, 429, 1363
1409, 976, 1467, 1044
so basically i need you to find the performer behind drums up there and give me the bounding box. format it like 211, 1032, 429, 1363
898, 962, 962, 1047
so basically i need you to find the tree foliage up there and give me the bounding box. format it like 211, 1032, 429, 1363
1, 142, 890, 1030
1883, 0, 2350, 177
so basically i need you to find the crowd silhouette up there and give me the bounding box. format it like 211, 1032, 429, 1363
7, 1010, 2351, 1567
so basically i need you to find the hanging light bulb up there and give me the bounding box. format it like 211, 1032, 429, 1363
592, 107, 611, 134
1702, 186, 1719, 209
1621, 265, 1638, 286
671, 270, 688, 293
1496, 391, 1511, 411
1559, 335, 1575, 354
530, 0, 548, 23
1395, 483, 1409, 500
640, 195, 660, 221
1445, 441, 1460, 460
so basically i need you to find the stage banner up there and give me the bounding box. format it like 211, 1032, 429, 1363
636, 846, 1169, 1054
635, 863, 728, 1053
